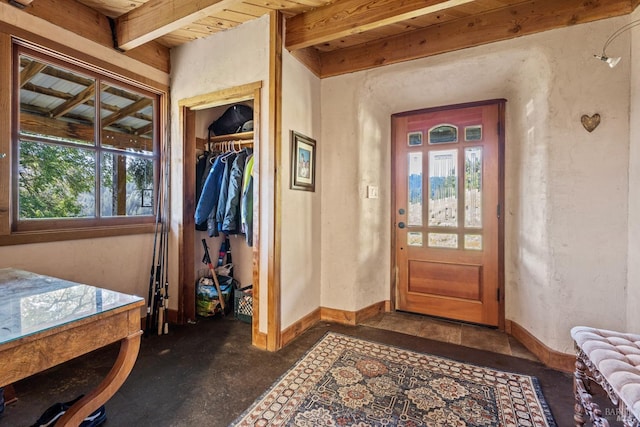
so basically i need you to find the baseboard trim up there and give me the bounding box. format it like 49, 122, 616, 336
281, 308, 321, 348
506, 320, 575, 373
280, 302, 389, 348
320, 301, 388, 325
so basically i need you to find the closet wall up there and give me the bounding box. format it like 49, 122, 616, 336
194, 103, 254, 288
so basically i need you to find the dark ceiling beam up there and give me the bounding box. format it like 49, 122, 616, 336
50, 83, 98, 119
102, 98, 153, 127
19, 60, 46, 88
20, 112, 152, 151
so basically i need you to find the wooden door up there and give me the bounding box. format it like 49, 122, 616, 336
392, 100, 505, 327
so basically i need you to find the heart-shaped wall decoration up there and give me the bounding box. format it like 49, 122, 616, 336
581, 114, 601, 133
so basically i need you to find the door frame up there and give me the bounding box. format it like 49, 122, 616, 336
390, 99, 506, 330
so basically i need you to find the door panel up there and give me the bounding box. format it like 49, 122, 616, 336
393, 100, 504, 327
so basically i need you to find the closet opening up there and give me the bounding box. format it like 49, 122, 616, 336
178, 82, 262, 346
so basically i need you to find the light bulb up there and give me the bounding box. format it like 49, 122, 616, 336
594, 54, 622, 68
606, 56, 621, 68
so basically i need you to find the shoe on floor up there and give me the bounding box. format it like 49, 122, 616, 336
30, 395, 106, 427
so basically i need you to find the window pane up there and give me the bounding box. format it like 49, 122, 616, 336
464, 147, 482, 228
408, 152, 423, 227
14, 45, 159, 231
101, 153, 154, 217
18, 140, 96, 219
428, 149, 457, 227
19, 55, 96, 146
101, 83, 154, 155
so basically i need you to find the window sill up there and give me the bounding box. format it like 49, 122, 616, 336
0, 223, 155, 246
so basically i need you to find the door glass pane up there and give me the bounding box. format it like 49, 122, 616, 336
428, 233, 458, 248
429, 124, 458, 144
408, 231, 423, 247
464, 234, 482, 250
428, 149, 457, 227
465, 125, 482, 141
408, 131, 423, 146
464, 147, 482, 228
408, 152, 423, 226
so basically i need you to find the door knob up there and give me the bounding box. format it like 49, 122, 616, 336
398, 222, 405, 229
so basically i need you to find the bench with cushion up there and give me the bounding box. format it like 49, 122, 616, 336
571, 326, 640, 427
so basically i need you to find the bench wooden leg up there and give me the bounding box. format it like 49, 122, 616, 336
574, 357, 610, 427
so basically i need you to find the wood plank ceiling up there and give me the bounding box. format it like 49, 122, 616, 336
15, 0, 640, 78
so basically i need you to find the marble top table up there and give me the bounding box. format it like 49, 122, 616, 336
0, 268, 144, 426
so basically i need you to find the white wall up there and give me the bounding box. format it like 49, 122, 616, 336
628, 7, 640, 330
170, 16, 270, 329
280, 49, 322, 329
0, 235, 153, 299
320, 17, 631, 352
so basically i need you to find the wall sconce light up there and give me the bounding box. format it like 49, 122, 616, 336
594, 19, 640, 68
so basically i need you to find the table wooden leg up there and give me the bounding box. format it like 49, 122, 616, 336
56, 330, 142, 427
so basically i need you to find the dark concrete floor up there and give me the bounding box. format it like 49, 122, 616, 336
0, 315, 615, 426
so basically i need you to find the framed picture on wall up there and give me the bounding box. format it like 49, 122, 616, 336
290, 131, 316, 192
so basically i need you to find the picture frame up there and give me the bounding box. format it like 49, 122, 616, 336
290, 131, 316, 192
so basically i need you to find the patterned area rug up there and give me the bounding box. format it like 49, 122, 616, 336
231, 332, 557, 426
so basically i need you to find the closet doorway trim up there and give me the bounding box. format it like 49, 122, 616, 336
178, 81, 266, 349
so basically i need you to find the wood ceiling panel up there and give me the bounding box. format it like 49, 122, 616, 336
226, 3, 272, 17
214, 9, 260, 23
314, 21, 422, 51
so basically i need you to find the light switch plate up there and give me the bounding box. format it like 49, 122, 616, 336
367, 185, 379, 199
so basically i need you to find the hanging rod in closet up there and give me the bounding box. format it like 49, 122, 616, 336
208, 131, 253, 143
196, 131, 254, 151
